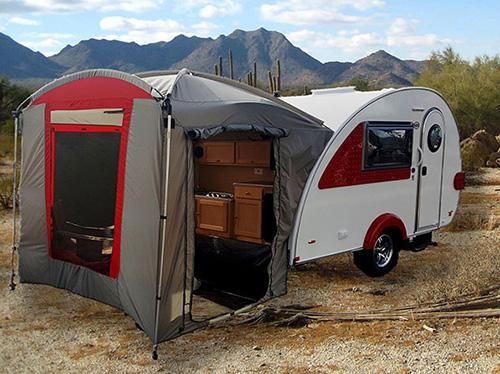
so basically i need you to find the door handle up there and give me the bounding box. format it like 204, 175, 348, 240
422, 166, 428, 176
416, 146, 423, 167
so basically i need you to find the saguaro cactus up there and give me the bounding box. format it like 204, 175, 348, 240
253, 61, 257, 87
229, 49, 234, 80
276, 59, 281, 91
268, 71, 274, 93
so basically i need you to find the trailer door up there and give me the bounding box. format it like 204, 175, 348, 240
417, 109, 445, 230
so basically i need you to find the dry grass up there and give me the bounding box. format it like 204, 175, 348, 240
0, 165, 498, 373
403, 236, 499, 303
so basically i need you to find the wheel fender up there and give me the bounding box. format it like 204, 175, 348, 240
363, 213, 408, 250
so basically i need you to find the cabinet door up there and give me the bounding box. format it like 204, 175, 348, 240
234, 198, 262, 239
200, 142, 235, 165
235, 141, 271, 167
197, 198, 230, 234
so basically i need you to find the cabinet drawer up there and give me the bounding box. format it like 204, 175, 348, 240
234, 185, 263, 200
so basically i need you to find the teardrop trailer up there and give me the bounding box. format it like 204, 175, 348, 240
9, 69, 464, 358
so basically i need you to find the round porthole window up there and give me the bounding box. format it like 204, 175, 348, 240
428, 124, 442, 152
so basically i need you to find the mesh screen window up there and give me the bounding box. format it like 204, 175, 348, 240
51, 131, 121, 276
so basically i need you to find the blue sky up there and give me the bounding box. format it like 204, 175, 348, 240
0, 0, 498, 62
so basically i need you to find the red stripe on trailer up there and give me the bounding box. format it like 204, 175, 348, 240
318, 123, 411, 189
36, 76, 154, 279
363, 213, 407, 250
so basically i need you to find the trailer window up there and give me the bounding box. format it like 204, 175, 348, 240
364, 124, 413, 170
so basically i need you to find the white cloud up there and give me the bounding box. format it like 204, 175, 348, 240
99, 16, 187, 44
287, 29, 383, 53
386, 34, 446, 47
100, 16, 184, 32
260, 0, 384, 25
385, 18, 451, 47
9, 16, 38, 25
0, 0, 163, 14
20, 32, 76, 56
387, 17, 417, 36
287, 20, 451, 58
179, 0, 242, 18
21, 38, 64, 56
192, 21, 218, 36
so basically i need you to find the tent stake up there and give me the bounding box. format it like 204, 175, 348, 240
152, 344, 158, 360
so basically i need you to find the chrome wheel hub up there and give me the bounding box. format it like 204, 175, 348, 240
373, 234, 394, 268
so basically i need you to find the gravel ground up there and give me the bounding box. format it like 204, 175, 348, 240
0, 169, 499, 373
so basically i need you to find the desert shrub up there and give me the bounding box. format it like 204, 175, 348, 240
0, 134, 15, 158
0, 176, 16, 209
415, 48, 500, 138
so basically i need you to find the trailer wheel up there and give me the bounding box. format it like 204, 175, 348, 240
354, 232, 399, 277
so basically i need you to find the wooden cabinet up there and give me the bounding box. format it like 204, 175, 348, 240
234, 198, 262, 242
235, 141, 271, 167
233, 184, 272, 244
197, 140, 271, 167
199, 141, 235, 165
195, 196, 232, 238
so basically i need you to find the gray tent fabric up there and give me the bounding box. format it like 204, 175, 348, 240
142, 71, 324, 131
156, 127, 189, 342
117, 99, 163, 338
18, 104, 48, 282
139, 70, 323, 126
17, 68, 334, 349
269, 129, 332, 296
18, 103, 122, 308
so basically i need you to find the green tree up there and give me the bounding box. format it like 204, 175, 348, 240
0, 76, 31, 134
414, 47, 500, 138
347, 77, 374, 92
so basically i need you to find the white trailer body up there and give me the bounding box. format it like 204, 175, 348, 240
283, 87, 463, 271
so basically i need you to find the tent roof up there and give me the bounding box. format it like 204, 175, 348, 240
282, 87, 395, 131
138, 69, 327, 132
21, 68, 330, 135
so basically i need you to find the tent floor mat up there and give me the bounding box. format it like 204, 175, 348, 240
191, 285, 256, 321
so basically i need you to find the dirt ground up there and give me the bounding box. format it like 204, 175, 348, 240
0, 169, 499, 373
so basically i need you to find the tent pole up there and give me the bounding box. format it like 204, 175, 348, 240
152, 100, 173, 360
9, 111, 20, 291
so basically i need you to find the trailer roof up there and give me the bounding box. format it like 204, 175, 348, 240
281, 87, 395, 131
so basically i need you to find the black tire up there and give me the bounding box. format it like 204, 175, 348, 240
353, 232, 399, 277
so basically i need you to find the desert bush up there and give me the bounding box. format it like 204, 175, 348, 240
415, 48, 500, 138
0, 134, 15, 159
0, 176, 16, 209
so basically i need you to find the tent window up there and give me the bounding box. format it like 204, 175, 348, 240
50, 130, 121, 276
364, 124, 413, 170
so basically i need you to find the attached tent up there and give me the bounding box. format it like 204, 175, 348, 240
14, 68, 332, 354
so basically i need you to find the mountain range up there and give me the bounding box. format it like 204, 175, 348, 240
0, 28, 426, 89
